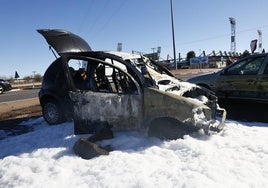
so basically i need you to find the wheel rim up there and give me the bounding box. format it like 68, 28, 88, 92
43, 102, 60, 124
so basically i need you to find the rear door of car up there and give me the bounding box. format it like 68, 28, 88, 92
62, 55, 144, 134
214, 55, 267, 100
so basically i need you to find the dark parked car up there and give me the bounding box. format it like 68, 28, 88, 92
0, 79, 12, 94
38, 29, 226, 139
187, 53, 268, 103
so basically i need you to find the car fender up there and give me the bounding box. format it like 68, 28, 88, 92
143, 87, 204, 127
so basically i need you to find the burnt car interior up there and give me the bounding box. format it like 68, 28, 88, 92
66, 57, 140, 95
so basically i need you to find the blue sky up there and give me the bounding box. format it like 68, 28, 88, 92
1, 0, 268, 78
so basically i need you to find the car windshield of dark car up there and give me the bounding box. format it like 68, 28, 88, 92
225, 56, 265, 75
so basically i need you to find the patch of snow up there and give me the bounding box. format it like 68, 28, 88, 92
0, 117, 268, 187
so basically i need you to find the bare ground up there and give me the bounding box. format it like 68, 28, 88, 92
0, 104, 42, 121
0, 101, 42, 136
0, 97, 41, 120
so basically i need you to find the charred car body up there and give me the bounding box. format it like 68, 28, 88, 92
38, 29, 226, 139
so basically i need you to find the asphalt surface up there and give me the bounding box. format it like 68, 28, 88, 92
0, 88, 39, 103
172, 68, 218, 81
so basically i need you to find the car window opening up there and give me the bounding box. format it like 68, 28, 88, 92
68, 59, 138, 95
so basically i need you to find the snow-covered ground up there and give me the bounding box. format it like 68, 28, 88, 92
0, 117, 268, 188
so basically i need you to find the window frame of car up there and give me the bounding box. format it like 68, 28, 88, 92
221, 54, 268, 76
60, 54, 142, 95
100, 52, 158, 87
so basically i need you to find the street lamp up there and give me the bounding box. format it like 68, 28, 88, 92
170, 0, 177, 69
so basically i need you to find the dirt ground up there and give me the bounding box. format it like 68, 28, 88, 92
0, 104, 42, 121
0, 97, 42, 134
0, 97, 42, 121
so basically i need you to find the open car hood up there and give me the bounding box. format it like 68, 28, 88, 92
37, 29, 92, 55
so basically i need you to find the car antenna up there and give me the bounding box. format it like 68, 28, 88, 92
49, 45, 58, 59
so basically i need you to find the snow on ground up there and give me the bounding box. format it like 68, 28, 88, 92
0, 117, 268, 188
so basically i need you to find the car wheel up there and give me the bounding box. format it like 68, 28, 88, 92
0, 85, 3, 94
147, 117, 198, 140
42, 100, 64, 125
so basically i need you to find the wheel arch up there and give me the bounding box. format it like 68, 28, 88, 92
39, 94, 60, 107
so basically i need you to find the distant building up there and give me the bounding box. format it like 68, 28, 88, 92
207, 56, 227, 68
190, 56, 227, 68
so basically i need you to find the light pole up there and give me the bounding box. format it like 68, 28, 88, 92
257, 30, 262, 53
170, 0, 177, 69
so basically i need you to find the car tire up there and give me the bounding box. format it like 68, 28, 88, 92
42, 100, 65, 125
147, 117, 198, 140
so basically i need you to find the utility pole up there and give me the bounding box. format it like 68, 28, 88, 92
170, 0, 177, 69
229, 17, 236, 55
258, 30, 262, 53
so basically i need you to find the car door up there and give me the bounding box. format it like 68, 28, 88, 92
64, 56, 144, 134
214, 55, 266, 100
254, 59, 268, 102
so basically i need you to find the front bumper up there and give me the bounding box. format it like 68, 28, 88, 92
189, 106, 227, 135
209, 107, 227, 133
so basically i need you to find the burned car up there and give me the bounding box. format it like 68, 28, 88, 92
38, 29, 226, 140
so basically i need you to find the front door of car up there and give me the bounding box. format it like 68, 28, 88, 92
64, 56, 143, 134
215, 55, 266, 100
253, 62, 268, 102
